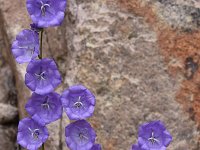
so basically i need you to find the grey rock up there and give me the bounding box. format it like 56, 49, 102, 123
61, 1, 199, 149
0, 66, 17, 105
151, 0, 200, 30
0, 124, 17, 150
0, 0, 199, 150
0, 103, 18, 124
0, 10, 18, 150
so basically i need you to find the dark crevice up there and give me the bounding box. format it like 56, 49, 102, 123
59, 115, 63, 150
0, 10, 19, 110
0, 9, 19, 150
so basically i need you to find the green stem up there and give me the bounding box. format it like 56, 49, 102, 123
18, 145, 21, 150
38, 29, 45, 150
39, 29, 45, 150
38, 29, 44, 59
42, 143, 45, 150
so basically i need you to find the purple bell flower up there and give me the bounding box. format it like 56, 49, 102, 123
91, 144, 102, 150
131, 144, 145, 150
65, 120, 96, 150
61, 85, 95, 120
17, 118, 49, 150
26, 0, 67, 28
25, 58, 62, 95
138, 120, 172, 150
25, 92, 62, 125
11, 29, 39, 64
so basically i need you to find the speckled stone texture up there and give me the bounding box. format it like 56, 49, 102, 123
0, 28, 18, 149
0, 0, 200, 150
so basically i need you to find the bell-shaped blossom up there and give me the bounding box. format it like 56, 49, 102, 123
91, 144, 102, 150
65, 120, 96, 150
131, 143, 145, 150
26, 0, 67, 28
25, 58, 61, 95
138, 120, 172, 150
61, 85, 95, 120
25, 92, 62, 125
11, 29, 39, 64
17, 118, 49, 150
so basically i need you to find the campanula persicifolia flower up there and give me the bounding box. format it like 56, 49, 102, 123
65, 120, 96, 150
138, 120, 172, 150
26, 0, 67, 28
25, 58, 61, 95
17, 118, 49, 150
61, 85, 95, 120
131, 144, 145, 150
11, 29, 39, 64
91, 144, 102, 150
25, 92, 62, 125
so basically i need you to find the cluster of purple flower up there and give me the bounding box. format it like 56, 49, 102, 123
11, 0, 101, 150
131, 121, 172, 150
62, 85, 101, 150
18, 84, 101, 150
11, 0, 173, 150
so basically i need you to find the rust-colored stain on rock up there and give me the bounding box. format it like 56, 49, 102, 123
119, 0, 200, 137
159, 31, 200, 125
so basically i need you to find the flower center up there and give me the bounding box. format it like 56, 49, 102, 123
41, 96, 50, 110
28, 128, 40, 140
27, 47, 35, 57
19, 45, 35, 56
148, 131, 159, 145
41, 102, 50, 109
73, 96, 83, 109
40, 1, 50, 16
74, 102, 83, 108
35, 71, 46, 80
78, 132, 88, 140
29, 48, 35, 55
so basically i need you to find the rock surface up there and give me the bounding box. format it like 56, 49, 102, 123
0, 0, 200, 150
0, 30, 18, 149
0, 124, 18, 150
0, 103, 18, 124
